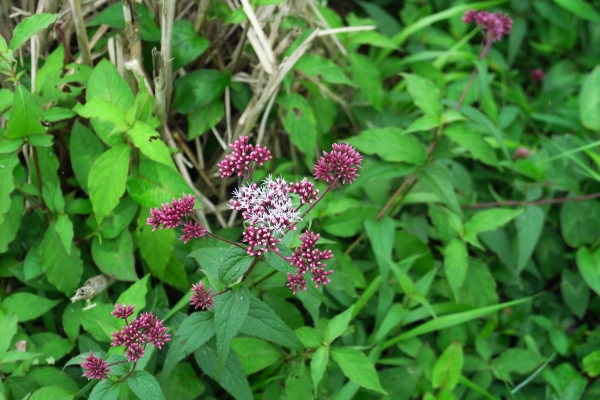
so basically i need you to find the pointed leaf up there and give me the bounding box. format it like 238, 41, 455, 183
432, 341, 464, 390
330, 347, 387, 394
88, 145, 130, 223
215, 285, 250, 376
444, 239, 468, 303
128, 370, 166, 400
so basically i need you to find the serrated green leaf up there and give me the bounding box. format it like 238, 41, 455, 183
88, 145, 130, 223
128, 370, 165, 400
5, 84, 46, 138
215, 285, 250, 377
218, 247, 253, 287
331, 347, 387, 394
444, 239, 468, 303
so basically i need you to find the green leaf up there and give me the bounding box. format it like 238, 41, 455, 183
0, 293, 60, 322
163, 312, 215, 376
137, 209, 173, 278
116, 274, 149, 312
560, 198, 600, 247
463, 209, 522, 245
173, 70, 230, 114
127, 122, 175, 169
70, 121, 104, 194
0, 311, 18, 355
444, 239, 468, 303
311, 346, 329, 396
365, 217, 395, 280
73, 98, 127, 127
330, 347, 387, 394
576, 247, 600, 297
29, 386, 73, 400
5, 84, 46, 138
172, 20, 210, 70
294, 54, 355, 86
492, 348, 545, 375
44, 107, 75, 122
383, 296, 533, 348
278, 93, 317, 166
324, 306, 354, 345
162, 363, 205, 400
87, 3, 160, 41
553, 0, 600, 22
432, 341, 463, 390
0, 350, 43, 363
86, 60, 133, 111
28, 134, 54, 148
55, 214, 74, 255
286, 363, 314, 400
579, 66, 600, 130
461, 258, 499, 307
88, 379, 120, 400
231, 337, 282, 374
0, 193, 23, 253
80, 303, 117, 342
10, 14, 57, 51
0, 152, 19, 225
62, 302, 83, 343
127, 159, 194, 208
95, 197, 139, 239
583, 349, 600, 377
240, 295, 303, 351
92, 230, 137, 281
348, 30, 397, 49
194, 338, 252, 400
401, 73, 442, 118
349, 53, 383, 111
347, 128, 427, 165
41, 223, 83, 295
88, 145, 130, 223
515, 206, 545, 272
429, 205, 463, 244
218, 247, 253, 287
188, 100, 224, 139
561, 268, 589, 319
444, 125, 499, 167
215, 285, 250, 376
128, 370, 166, 400
416, 164, 462, 216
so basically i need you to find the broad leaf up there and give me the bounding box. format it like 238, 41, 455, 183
347, 128, 427, 165
91, 230, 138, 281
10, 14, 58, 51
5, 84, 46, 138
579, 66, 600, 130
330, 347, 387, 394
311, 346, 329, 396
215, 285, 250, 376
70, 121, 104, 194
576, 247, 600, 297
218, 247, 253, 287
0, 293, 60, 322
128, 370, 166, 400
402, 73, 442, 118
444, 239, 468, 303
173, 70, 230, 114
127, 159, 194, 208
171, 20, 209, 70
432, 341, 463, 390
41, 223, 83, 295
231, 337, 282, 374
88, 145, 130, 223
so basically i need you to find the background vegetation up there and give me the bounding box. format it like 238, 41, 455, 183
0, 0, 600, 399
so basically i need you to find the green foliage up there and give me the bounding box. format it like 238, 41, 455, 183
1, 0, 599, 399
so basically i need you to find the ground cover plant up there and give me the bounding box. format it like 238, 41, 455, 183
0, 0, 599, 399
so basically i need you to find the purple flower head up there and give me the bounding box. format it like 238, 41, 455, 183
147, 193, 196, 231
110, 309, 170, 362
287, 272, 308, 295
190, 281, 215, 311
513, 147, 531, 159
314, 143, 362, 185
463, 9, 512, 42
81, 351, 111, 381
181, 221, 207, 244
231, 176, 300, 234
290, 178, 319, 205
242, 225, 281, 256
530, 69, 545, 82
111, 303, 135, 319
218, 136, 272, 178
287, 230, 334, 294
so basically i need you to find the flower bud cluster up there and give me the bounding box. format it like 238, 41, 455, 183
313, 143, 362, 184
287, 231, 334, 295
146, 194, 207, 244
110, 305, 170, 362
190, 281, 215, 311
218, 136, 272, 178
462, 9, 513, 42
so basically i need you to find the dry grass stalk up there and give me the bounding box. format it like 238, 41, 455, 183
68, 0, 93, 67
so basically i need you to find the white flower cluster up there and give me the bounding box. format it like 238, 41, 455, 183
231, 175, 301, 234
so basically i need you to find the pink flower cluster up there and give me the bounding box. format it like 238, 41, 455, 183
81, 351, 111, 382
218, 136, 272, 178
286, 231, 334, 294
314, 143, 362, 184
531, 69, 545, 82
462, 9, 513, 42
80, 304, 170, 381
290, 178, 319, 204
147, 194, 207, 244
190, 281, 215, 311
110, 305, 170, 362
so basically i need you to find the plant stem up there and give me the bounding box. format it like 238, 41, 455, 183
160, 0, 176, 109
204, 231, 247, 251
69, 0, 93, 67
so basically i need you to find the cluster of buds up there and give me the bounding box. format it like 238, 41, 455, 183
218, 136, 272, 178
530, 69, 545, 82
190, 281, 215, 311
287, 231, 334, 294
80, 304, 170, 381
147, 194, 207, 244
110, 304, 170, 362
462, 9, 513, 42
313, 143, 362, 185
